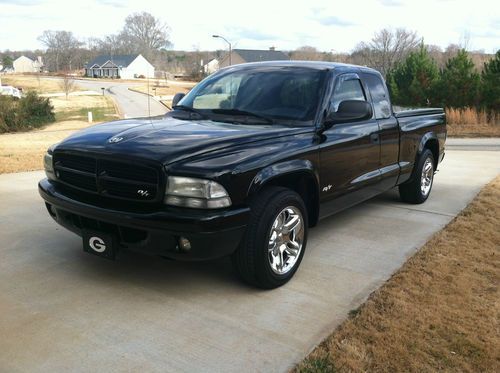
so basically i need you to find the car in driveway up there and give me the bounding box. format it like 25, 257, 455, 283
0, 85, 22, 99
39, 61, 446, 288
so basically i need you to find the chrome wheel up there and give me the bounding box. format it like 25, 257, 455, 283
420, 157, 434, 196
268, 206, 304, 275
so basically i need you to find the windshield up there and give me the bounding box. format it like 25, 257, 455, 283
176, 66, 326, 125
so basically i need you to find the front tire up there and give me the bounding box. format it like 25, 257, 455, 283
399, 149, 435, 204
232, 187, 308, 289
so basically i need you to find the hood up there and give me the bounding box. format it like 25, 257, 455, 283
55, 116, 310, 165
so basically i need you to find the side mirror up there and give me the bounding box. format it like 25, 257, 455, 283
325, 100, 373, 126
172, 93, 186, 107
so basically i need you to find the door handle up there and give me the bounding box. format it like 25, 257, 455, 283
370, 133, 380, 143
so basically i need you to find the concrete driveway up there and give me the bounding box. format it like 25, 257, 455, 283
0, 147, 498, 372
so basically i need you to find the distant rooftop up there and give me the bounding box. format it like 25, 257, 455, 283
85, 54, 140, 68
232, 49, 289, 62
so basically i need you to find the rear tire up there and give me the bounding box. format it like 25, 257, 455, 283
232, 187, 308, 289
399, 149, 435, 204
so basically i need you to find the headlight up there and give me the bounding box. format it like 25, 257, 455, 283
43, 152, 56, 180
164, 176, 231, 209
44, 143, 59, 181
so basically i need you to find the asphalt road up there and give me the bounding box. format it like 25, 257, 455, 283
42, 77, 168, 119
0, 146, 498, 372
74, 79, 168, 119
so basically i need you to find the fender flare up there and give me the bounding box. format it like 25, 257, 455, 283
247, 159, 319, 197
417, 132, 438, 155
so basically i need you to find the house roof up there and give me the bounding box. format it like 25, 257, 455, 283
85, 54, 140, 68
14, 55, 34, 62
232, 49, 289, 63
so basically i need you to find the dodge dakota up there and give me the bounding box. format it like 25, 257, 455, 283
39, 61, 446, 288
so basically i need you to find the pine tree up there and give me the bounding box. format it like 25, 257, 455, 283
481, 50, 500, 112
387, 45, 439, 107
437, 49, 480, 108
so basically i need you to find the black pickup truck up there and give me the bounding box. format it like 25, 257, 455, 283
39, 61, 446, 288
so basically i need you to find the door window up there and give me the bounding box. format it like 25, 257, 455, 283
331, 77, 366, 112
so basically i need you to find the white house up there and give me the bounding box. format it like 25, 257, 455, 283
13, 56, 43, 73
203, 58, 219, 74
85, 54, 155, 79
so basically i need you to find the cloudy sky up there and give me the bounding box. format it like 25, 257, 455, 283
0, 0, 498, 53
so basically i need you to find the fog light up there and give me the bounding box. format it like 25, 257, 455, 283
178, 237, 191, 252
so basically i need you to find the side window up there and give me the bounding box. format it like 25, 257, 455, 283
364, 74, 391, 119
331, 77, 366, 112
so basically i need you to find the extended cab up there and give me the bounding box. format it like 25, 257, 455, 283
39, 61, 446, 288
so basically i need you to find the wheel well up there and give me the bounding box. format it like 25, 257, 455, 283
424, 138, 439, 168
262, 173, 319, 227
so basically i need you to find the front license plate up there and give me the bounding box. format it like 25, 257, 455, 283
82, 231, 116, 260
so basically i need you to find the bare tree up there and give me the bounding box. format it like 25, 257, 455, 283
443, 44, 461, 63
290, 46, 322, 61
119, 12, 171, 59
59, 74, 76, 99
38, 30, 83, 72
352, 28, 421, 76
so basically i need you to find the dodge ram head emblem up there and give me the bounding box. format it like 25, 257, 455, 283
108, 136, 124, 143
137, 189, 150, 197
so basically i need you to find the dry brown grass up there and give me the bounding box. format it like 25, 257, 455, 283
297, 176, 500, 373
1, 75, 82, 93
51, 94, 110, 111
131, 80, 195, 107
446, 107, 500, 137
0, 121, 97, 174
51, 95, 118, 122
134, 79, 196, 95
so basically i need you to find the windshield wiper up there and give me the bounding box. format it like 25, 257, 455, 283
172, 105, 207, 119
211, 109, 274, 124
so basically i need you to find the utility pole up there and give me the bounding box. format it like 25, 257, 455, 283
212, 35, 232, 66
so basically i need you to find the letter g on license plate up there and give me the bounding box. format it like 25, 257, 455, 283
82, 231, 116, 259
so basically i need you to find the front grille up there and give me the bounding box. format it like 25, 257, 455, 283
53, 152, 161, 203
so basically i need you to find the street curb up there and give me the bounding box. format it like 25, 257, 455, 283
107, 95, 123, 119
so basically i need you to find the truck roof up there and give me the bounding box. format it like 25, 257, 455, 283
222, 60, 381, 75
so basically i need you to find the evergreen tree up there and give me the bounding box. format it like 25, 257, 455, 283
387, 45, 439, 106
437, 49, 480, 108
1, 55, 13, 68
481, 50, 500, 112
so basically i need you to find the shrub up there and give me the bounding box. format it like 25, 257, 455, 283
0, 91, 55, 133
17, 91, 55, 128
0, 96, 18, 133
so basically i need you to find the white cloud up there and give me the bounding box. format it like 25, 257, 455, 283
0, 0, 498, 53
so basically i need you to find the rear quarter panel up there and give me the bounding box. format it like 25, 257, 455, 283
396, 110, 446, 183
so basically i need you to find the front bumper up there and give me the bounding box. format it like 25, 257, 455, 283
39, 178, 250, 260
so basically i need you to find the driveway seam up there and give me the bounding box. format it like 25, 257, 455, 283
368, 203, 457, 217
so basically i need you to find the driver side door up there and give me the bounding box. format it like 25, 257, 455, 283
319, 73, 381, 218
